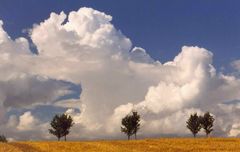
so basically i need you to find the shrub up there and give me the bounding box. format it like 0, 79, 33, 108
0, 135, 7, 142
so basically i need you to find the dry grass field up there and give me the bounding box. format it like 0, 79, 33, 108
1, 138, 240, 152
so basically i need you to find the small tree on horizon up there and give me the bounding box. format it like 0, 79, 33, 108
121, 111, 141, 140
49, 113, 74, 141
132, 111, 140, 139
49, 114, 63, 141
200, 112, 215, 137
186, 113, 201, 138
61, 114, 74, 141
121, 114, 134, 140
0, 135, 7, 143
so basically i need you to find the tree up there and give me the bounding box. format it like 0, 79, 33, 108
49, 114, 63, 141
60, 114, 74, 141
200, 112, 215, 137
121, 114, 134, 140
121, 111, 141, 140
0, 135, 7, 143
132, 111, 140, 139
186, 113, 201, 138
49, 113, 74, 141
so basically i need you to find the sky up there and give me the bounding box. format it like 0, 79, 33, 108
1, 0, 240, 69
1, 1, 240, 140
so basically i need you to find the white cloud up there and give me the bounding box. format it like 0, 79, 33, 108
141, 108, 204, 136
17, 112, 39, 131
129, 47, 154, 63
0, 7, 240, 140
231, 60, 240, 71
31, 7, 131, 58
134, 46, 214, 114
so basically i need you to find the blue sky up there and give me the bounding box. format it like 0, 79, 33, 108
2, 1, 240, 140
0, 0, 240, 69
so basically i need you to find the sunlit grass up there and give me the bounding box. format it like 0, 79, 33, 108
1, 138, 240, 152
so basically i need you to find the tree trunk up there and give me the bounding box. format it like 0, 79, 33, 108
135, 133, 137, 140
194, 134, 196, 138
128, 135, 130, 140
58, 137, 60, 141
64, 135, 66, 141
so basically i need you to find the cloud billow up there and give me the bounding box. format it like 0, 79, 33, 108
0, 7, 240, 140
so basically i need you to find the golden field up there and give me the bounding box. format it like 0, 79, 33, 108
1, 138, 240, 152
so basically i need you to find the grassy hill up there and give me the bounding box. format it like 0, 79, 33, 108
1, 138, 240, 152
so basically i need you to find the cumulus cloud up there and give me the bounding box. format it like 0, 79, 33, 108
0, 75, 78, 108
129, 47, 155, 63
0, 7, 240, 140
31, 7, 131, 58
135, 46, 214, 114
231, 60, 240, 71
17, 112, 39, 131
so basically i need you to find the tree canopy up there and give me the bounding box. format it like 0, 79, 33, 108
132, 111, 141, 139
186, 113, 201, 138
200, 112, 215, 137
49, 113, 74, 141
121, 111, 141, 140
0, 135, 7, 143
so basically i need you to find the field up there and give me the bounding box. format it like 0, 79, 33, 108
1, 138, 240, 152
